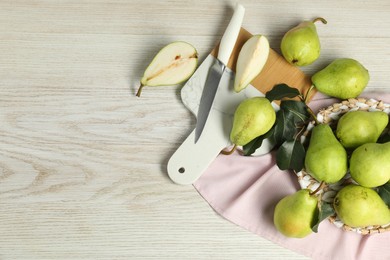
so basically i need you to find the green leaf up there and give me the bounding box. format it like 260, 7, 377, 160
312, 202, 335, 233
273, 100, 310, 145
265, 84, 301, 102
273, 110, 295, 145
243, 127, 275, 156
275, 139, 305, 172
378, 182, 390, 207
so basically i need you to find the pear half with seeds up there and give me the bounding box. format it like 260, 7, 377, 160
234, 35, 270, 93
136, 41, 198, 97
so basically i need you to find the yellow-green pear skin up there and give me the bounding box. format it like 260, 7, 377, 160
305, 124, 348, 183
281, 18, 326, 66
350, 143, 390, 188
336, 111, 389, 149
230, 97, 276, 146
311, 58, 370, 99
334, 184, 390, 228
273, 189, 318, 238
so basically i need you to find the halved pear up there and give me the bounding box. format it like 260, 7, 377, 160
234, 35, 270, 93
136, 41, 198, 97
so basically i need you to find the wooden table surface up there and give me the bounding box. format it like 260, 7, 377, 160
1, 1, 389, 259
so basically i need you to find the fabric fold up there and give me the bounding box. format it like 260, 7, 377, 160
193, 91, 390, 260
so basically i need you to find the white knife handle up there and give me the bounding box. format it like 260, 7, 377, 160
217, 3, 245, 66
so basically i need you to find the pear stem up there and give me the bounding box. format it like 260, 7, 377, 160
309, 181, 325, 196
136, 84, 144, 97
298, 91, 320, 125
307, 106, 320, 125
221, 144, 237, 155
312, 17, 327, 25
304, 85, 315, 103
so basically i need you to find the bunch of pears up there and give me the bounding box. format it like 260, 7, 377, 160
305, 110, 389, 187
273, 19, 389, 237
281, 18, 370, 99
274, 109, 390, 238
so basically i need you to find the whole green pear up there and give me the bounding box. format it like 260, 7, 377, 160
230, 97, 276, 146
311, 58, 370, 99
350, 142, 390, 188
273, 189, 318, 238
281, 18, 327, 66
305, 124, 348, 183
336, 111, 389, 149
334, 184, 390, 228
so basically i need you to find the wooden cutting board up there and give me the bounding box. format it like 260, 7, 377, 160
167, 28, 314, 185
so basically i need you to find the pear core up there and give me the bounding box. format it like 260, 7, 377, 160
137, 41, 198, 96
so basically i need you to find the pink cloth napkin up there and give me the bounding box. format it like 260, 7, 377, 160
193, 91, 390, 260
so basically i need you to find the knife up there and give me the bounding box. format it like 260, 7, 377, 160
194, 3, 245, 143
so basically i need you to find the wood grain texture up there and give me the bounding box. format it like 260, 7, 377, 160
0, 0, 389, 259
211, 28, 313, 100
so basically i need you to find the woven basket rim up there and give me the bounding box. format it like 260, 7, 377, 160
297, 97, 390, 235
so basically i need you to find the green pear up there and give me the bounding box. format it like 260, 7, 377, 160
281, 18, 327, 66
350, 142, 390, 188
305, 124, 348, 183
136, 41, 198, 97
230, 97, 276, 146
311, 58, 370, 99
273, 189, 318, 238
336, 111, 389, 149
234, 35, 270, 92
334, 184, 390, 228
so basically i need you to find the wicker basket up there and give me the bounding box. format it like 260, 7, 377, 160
296, 97, 390, 235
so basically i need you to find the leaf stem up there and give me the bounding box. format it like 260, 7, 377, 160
298, 88, 319, 125
221, 144, 237, 155
136, 84, 144, 97
294, 124, 307, 140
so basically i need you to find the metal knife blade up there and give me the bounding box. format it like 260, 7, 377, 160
194, 4, 245, 143
194, 60, 225, 142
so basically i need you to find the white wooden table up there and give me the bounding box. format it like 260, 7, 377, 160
1, 1, 389, 259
